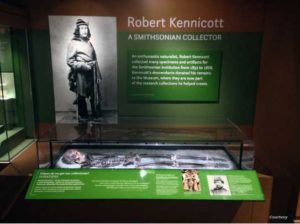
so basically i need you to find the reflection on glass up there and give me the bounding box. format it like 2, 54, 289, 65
0, 65, 10, 161
0, 72, 16, 100
0, 72, 17, 130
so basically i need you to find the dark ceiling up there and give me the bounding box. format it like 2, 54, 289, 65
0, 0, 27, 8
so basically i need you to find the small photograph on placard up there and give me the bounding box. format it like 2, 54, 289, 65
207, 175, 231, 196
181, 170, 201, 192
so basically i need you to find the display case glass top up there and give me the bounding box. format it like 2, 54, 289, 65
40, 117, 248, 144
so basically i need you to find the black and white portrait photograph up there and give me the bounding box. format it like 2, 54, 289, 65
207, 175, 231, 196
49, 16, 117, 123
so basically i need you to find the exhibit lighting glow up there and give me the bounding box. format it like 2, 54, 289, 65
140, 170, 147, 178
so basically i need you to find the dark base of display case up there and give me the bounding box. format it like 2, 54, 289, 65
3, 186, 241, 222
0, 176, 30, 220
0, 127, 25, 157
1, 174, 272, 222
0, 163, 8, 171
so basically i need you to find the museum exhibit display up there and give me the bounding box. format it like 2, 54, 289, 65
2, 0, 299, 222
56, 148, 236, 169
28, 118, 264, 202
37, 118, 253, 170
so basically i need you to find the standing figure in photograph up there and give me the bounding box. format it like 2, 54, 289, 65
67, 19, 102, 122
182, 170, 200, 192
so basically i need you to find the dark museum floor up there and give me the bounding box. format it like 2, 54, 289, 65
0, 143, 36, 221
0, 164, 8, 171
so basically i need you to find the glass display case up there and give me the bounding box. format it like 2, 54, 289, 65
38, 117, 254, 170
0, 72, 17, 127
0, 70, 16, 161
0, 24, 35, 162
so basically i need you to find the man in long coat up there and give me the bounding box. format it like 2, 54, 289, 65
67, 19, 102, 121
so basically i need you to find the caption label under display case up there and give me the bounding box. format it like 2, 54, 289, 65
26, 169, 264, 200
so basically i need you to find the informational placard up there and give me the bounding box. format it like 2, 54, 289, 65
128, 50, 221, 102
26, 169, 264, 201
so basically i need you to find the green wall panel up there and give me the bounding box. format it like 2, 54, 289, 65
11, 28, 35, 136
29, 30, 55, 123
118, 32, 262, 125
0, 26, 13, 72
29, 30, 261, 125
